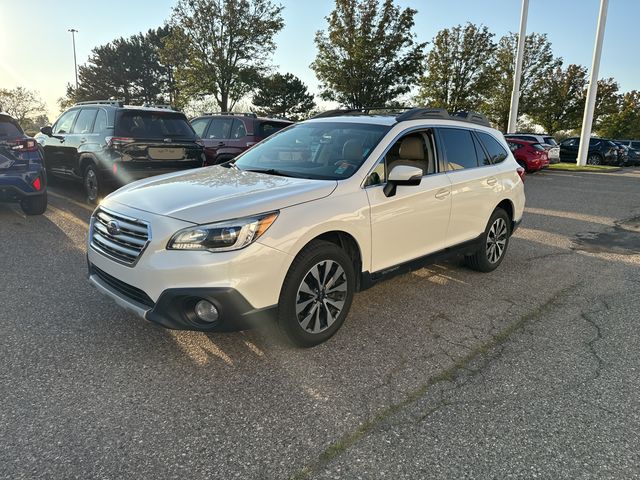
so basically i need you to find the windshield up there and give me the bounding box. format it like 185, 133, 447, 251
233, 121, 391, 180
115, 110, 196, 140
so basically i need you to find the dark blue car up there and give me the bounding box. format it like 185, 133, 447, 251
0, 112, 47, 215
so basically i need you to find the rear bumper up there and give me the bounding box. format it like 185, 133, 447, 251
101, 161, 204, 185
0, 168, 46, 201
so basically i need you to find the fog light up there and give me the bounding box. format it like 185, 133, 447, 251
194, 300, 219, 323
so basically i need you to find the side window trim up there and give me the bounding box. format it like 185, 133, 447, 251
362, 126, 441, 188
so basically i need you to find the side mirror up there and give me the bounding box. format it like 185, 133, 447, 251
383, 165, 422, 197
40, 126, 53, 137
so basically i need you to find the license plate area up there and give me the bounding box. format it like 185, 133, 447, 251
148, 147, 185, 160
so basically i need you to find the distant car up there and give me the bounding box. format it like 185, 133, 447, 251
505, 138, 550, 173
559, 137, 619, 165
613, 140, 640, 166
615, 139, 640, 151
36, 101, 205, 203
190, 113, 293, 165
0, 112, 47, 214
505, 133, 560, 163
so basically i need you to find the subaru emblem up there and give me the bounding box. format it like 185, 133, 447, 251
106, 220, 121, 236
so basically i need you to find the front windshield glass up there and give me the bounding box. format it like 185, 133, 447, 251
233, 121, 391, 180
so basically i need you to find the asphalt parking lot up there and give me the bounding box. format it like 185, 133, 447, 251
1, 169, 639, 479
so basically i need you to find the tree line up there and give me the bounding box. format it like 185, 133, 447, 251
4, 0, 640, 139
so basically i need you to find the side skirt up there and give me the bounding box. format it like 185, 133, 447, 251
358, 234, 484, 291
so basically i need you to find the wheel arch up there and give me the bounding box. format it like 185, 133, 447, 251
495, 198, 515, 232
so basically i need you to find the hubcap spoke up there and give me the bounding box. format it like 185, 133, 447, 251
486, 218, 508, 264
295, 259, 348, 334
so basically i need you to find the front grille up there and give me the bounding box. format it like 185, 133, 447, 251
90, 207, 150, 266
91, 265, 155, 308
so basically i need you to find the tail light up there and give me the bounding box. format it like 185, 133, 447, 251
32, 176, 42, 191
106, 137, 135, 150
11, 138, 38, 152
516, 167, 526, 182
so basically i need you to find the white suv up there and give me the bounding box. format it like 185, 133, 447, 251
87, 108, 525, 347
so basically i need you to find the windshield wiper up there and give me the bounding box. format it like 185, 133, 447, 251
242, 168, 302, 178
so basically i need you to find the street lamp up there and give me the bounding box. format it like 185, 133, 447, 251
68, 28, 79, 89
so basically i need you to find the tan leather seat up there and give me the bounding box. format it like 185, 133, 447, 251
389, 136, 429, 175
342, 139, 364, 162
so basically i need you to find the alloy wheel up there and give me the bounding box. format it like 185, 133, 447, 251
587, 154, 601, 165
486, 217, 508, 264
295, 260, 348, 334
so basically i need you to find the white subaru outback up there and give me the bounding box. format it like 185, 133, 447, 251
87, 108, 525, 347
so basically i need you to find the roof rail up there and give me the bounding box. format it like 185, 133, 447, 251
203, 112, 258, 118
311, 106, 412, 119
451, 111, 491, 127
395, 108, 451, 122
142, 103, 174, 110
74, 100, 124, 107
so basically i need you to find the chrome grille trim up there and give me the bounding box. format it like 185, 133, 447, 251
90, 207, 151, 266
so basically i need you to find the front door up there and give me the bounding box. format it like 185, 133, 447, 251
42, 109, 80, 176
366, 129, 452, 273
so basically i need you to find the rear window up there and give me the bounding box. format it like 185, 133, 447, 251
115, 110, 195, 139
543, 136, 558, 146
257, 121, 290, 137
439, 128, 479, 170
0, 117, 23, 138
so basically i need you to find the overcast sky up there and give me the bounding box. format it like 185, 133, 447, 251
1, 0, 638, 119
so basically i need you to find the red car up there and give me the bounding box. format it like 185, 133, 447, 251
506, 138, 550, 173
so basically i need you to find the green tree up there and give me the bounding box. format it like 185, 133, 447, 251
62, 27, 176, 106
417, 23, 496, 112
597, 90, 640, 139
252, 73, 315, 119
528, 63, 587, 135
311, 0, 426, 109
588, 77, 620, 129
164, 0, 284, 112
484, 32, 560, 131
0, 87, 46, 124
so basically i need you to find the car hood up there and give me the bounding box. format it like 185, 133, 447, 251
108, 166, 338, 224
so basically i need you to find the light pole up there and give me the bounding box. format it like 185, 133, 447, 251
507, 0, 529, 134
68, 28, 79, 89
577, 0, 609, 166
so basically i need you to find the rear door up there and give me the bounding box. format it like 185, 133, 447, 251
65, 108, 98, 174
560, 138, 579, 161
437, 128, 501, 246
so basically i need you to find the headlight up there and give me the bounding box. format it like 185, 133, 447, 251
167, 211, 278, 252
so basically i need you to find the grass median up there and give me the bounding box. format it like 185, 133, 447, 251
547, 162, 621, 173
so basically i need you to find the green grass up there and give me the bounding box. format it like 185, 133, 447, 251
547, 162, 620, 172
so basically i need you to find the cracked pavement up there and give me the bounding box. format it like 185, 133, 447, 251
1, 169, 639, 479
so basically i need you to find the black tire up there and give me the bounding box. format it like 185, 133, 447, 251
83, 163, 102, 204
277, 240, 355, 347
587, 153, 602, 165
20, 192, 48, 215
465, 208, 511, 273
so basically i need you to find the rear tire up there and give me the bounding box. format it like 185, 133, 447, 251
465, 208, 511, 273
277, 240, 355, 347
587, 153, 602, 165
21, 192, 48, 215
83, 163, 102, 204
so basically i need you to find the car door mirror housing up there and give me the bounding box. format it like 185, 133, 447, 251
383, 165, 423, 197
40, 126, 53, 137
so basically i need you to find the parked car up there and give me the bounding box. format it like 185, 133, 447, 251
505, 138, 550, 173
559, 137, 619, 165
505, 133, 560, 163
190, 112, 293, 165
613, 140, 640, 166
36, 101, 205, 203
615, 139, 640, 151
0, 112, 47, 214
87, 107, 525, 347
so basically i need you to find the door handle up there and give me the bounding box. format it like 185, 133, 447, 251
486, 177, 498, 186
80, 138, 87, 144
435, 189, 450, 200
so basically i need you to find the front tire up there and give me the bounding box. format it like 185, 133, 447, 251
277, 240, 355, 347
465, 208, 511, 273
83, 163, 102, 204
587, 153, 602, 165
20, 192, 48, 215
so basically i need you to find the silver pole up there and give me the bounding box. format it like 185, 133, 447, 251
68, 29, 79, 89
507, 0, 529, 133
577, 0, 609, 166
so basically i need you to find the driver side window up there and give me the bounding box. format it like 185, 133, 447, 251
53, 109, 79, 134
366, 129, 437, 186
